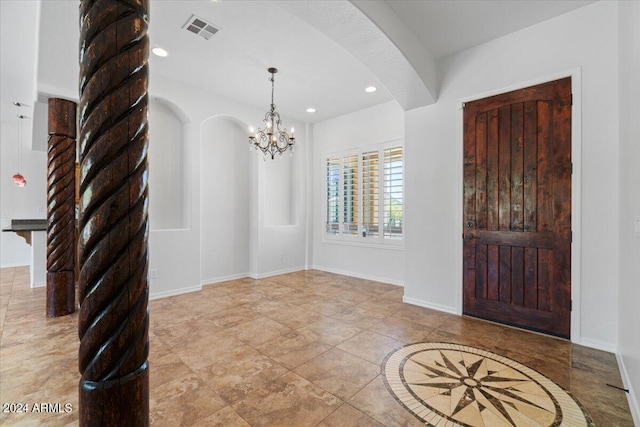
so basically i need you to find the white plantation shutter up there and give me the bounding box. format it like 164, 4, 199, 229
361, 150, 379, 238
326, 157, 340, 235
324, 141, 402, 245
383, 146, 403, 239
342, 154, 359, 236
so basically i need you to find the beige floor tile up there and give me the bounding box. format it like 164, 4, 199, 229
299, 299, 356, 316
194, 348, 288, 404
337, 330, 403, 365
203, 304, 262, 329
368, 315, 433, 343
297, 316, 363, 346
225, 316, 293, 347
173, 330, 254, 370
329, 305, 385, 329
150, 373, 226, 426
265, 306, 329, 330
391, 303, 452, 328
152, 317, 223, 349
255, 329, 332, 369
348, 375, 424, 427
317, 403, 385, 427
148, 339, 194, 389
232, 371, 342, 427
189, 406, 251, 427
294, 347, 380, 400
355, 297, 406, 317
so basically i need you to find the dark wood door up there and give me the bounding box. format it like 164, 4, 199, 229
463, 77, 572, 338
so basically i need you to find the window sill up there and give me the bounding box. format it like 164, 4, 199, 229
321, 237, 404, 251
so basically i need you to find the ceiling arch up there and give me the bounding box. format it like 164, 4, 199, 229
273, 0, 437, 110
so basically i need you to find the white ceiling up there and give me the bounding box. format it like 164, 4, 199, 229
148, 0, 394, 123
386, 0, 596, 60
1, 0, 597, 126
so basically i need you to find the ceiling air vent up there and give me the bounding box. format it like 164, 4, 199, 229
182, 14, 220, 40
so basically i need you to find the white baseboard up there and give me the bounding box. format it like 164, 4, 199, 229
249, 266, 306, 280
1, 262, 29, 269
575, 337, 617, 353
201, 272, 250, 287
310, 265, 404, 287
402, 295, 458, 315
31, 281, 45, 289
150, 285, 202, 301
616, 352, 640, 427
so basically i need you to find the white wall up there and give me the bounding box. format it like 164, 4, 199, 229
264, 154, 293, 227
200, 117, 251, 284
311, 101, 405, 285
404, 1, 620, 347
617, 0, 640, 422
0, 0, 42, 268
0, 121, 46, 268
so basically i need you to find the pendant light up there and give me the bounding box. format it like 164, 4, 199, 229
12, 102, 27, 187
248, 67, 295, 159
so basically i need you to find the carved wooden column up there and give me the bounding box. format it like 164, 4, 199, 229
78, 0, 150, 425
46, 98, 77, 318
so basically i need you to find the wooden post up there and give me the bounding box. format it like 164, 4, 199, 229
78, 1, 150, 425
46, 98, 77, 318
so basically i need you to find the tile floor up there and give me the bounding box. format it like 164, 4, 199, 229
0, 266, 634, 426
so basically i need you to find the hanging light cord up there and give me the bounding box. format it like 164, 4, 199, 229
17, 114, 23, 173
270, 71, 275, 110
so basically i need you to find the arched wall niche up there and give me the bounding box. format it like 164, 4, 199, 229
148, 97, 189, 230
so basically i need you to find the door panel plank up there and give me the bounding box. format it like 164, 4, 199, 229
475, 243, 487, 300
537, 101, 553, 233
486, 110, 499, 231
523, 247, 538, 309
498, 106, 511, 231
499, 246, 511, 304
476, 113, 488, 230
523, 101, 538, 232
511, 247, 524, 307
487, 245, 499, 302
538, 248, 552, 311
511, 103, 524, 232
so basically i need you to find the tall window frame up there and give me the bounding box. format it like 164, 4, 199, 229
323, 140, 404, 247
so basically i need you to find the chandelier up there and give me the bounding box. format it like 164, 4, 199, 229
249, 67, 295, 159
12, 102, 27, 187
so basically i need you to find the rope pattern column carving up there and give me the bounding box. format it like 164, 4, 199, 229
78, 0, 150, 424
46, 98, 77, 317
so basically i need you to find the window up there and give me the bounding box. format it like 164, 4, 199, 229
343, 154, 359, 236
326, 157, 340, 235
362, 150, 379, 238
384, 147, 403, 239
324, 142, 403, 246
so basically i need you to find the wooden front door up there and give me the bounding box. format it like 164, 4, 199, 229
463, 77, 572, 338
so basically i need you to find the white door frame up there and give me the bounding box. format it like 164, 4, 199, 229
455, 68, 583, 343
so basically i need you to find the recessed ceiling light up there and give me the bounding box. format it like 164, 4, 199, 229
365, 86, 377, 93
152, 47, 168, 57
306, 107, 316, 113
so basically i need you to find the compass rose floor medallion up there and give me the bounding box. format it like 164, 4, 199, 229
382, 343, 594, 427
